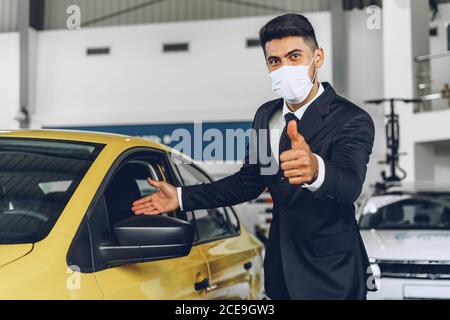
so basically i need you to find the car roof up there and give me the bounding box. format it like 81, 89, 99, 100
0, 129, 192, 161
0, 129, 152, 144
373, 181, 450, 195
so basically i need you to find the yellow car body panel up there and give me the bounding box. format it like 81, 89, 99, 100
0, 130, 264, 300
0, 244, 33, 268
0, 231, 103, 299
197, 227, 264, 300
93, 247, 210, 300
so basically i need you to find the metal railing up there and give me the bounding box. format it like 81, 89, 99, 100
415, 51, 450, 113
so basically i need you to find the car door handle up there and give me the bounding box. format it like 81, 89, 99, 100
194, 278, 210, 292
244, 262, 252, 270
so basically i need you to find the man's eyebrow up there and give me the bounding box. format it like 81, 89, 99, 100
267, 49, 303, 61
284, 49, 303, 57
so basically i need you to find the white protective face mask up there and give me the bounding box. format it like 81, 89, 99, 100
270, 51, 317, 105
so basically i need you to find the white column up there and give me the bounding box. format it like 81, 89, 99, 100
18, 0, 30, 128
382, 0, 429, 182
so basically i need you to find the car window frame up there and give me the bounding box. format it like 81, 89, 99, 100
67, 147, 185, 273
169, 155, 241, 246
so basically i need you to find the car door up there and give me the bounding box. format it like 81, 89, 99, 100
174, 162, 262, 300
68, 148, 210, 300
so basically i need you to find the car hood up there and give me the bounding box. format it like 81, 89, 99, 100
361, 230, 450, 261
0, 244, 33, 268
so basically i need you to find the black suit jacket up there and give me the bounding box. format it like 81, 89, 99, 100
181, 83, 375, 300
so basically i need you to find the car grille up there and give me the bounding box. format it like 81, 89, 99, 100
378, 261, 450, 280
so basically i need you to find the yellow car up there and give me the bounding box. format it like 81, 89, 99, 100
0, 130, 264, 300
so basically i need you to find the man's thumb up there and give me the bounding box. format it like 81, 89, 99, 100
147, 178, 161, 189
287, 120, 303, 149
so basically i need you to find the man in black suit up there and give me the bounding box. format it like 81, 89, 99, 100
132, 13, 375, 300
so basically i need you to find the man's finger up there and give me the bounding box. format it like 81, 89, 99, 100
287, 120, 305, 150
281, 159, 309, 171
280, 149, 308, 163
284, 169, 305, 178
147, 178, 161, 189
132, 199, 155, 212
133, 195, 152, 206
288, 177, 308, 185
134, 208, 160, 216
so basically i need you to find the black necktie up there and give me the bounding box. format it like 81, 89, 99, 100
279, 113, 299, 159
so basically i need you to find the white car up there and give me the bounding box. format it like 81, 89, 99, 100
236, 189, 273, 245
358, 186, 450, 300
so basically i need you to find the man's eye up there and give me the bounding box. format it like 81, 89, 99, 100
291, 53, 301, 59
269, 60, 279, 65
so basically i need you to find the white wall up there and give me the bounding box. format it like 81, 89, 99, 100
415, 139, 450, 183
0, 32, 19, 130
435, 141, 450, 183
32, 13, 333, 128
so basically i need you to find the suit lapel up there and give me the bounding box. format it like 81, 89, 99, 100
298, 82, 336, 142
258, 82, 337, 168
260, 99, 283, 169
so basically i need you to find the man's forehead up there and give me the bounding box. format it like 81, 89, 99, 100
265, 36, 309, 56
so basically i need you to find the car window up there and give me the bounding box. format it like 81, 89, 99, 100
194, 208, 232, 240
0, 138, 103, 244
176, 163, 238, 242
70, 150, 181, 272
360, 194, 450, 230
103, 157, 175, 231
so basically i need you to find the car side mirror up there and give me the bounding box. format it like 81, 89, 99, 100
100, 215, 194, 266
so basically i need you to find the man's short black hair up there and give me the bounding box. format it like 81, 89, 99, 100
259, 13, 319, 55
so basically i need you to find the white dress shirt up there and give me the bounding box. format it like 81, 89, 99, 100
270, 83, 326, 192
177, 83, 326, 210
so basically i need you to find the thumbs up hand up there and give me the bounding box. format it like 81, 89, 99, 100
280, 120, 319, 185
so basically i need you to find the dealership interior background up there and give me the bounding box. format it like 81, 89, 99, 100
1, 0, 450, 300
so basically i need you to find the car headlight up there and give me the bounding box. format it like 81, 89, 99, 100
367, 259, 381, 291
370, 262, 381, 278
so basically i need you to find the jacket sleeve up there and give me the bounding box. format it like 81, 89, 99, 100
181, 161, 267, 211
181, 116, 267, 211
313, 112, 375, 205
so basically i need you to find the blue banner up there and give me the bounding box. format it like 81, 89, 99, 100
48, 122, 253, 161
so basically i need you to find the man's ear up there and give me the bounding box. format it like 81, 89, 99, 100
315, 48, 325, 69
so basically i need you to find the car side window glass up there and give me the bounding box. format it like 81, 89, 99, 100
194, 208, 231, 240
176, 163, 208, 186
103, 158, 175, 230
132, 162, 159, 198
70, 151, 179, 273
176, 164, 236, 242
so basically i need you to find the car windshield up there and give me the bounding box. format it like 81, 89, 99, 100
0, 138, 104, 244
359, 193, 450, 230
